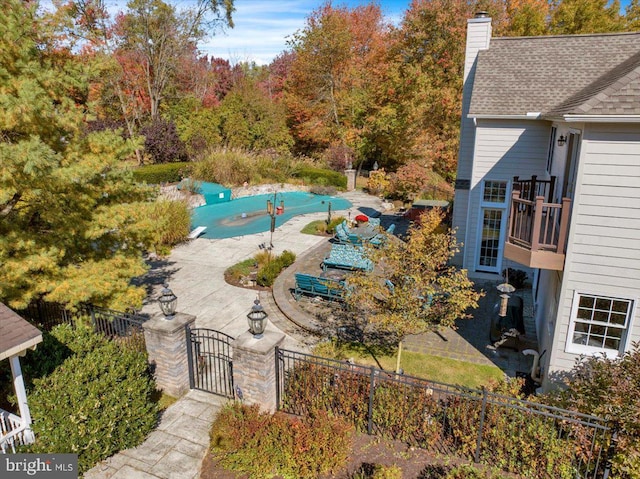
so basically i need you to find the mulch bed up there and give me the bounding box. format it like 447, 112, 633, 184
199, 431, 454, 479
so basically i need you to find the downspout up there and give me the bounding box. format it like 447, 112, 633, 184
522, 349, 545, 383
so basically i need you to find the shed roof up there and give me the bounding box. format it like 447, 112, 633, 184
0, 303, 43, 361
469, 31, 640, 118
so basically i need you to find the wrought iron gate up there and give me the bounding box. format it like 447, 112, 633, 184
187, 328, 235, 398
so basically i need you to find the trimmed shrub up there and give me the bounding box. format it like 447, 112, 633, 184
292, 165, 347, 189
132, 162, 192, 184
210, 403, 353, 479
25, 325, 158, 474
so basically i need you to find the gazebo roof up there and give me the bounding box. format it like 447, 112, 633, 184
0, 303, 42, 361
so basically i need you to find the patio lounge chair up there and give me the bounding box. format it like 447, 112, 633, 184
335, 222, 363, 245
323, 244, 373, 272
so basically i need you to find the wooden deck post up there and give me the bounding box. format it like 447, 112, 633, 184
557, 197, 572, 253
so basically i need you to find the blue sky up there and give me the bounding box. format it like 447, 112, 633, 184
98, 0, 633, 66
188, 0, 410, 65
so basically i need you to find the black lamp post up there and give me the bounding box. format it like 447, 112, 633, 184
158, 284, 178, 318
247, 298, 268, 338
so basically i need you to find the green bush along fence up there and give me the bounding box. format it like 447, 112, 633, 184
275, 348, 614, 479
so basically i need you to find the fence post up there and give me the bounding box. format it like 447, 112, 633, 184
367, 367, 375, 435
142, 312, 196, 398
232, 330, 285, 412
602, 425, 619, 479
474, 387, 488, 463
185, 326, 194, 390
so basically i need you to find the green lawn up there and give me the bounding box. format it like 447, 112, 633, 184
300, 220, 327, 235
314, 341, 504, 390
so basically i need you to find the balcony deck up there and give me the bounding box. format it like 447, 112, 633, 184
505, 177, 571, 271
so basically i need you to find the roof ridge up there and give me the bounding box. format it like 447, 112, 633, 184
547, 51, 640, 116
493, 31, 640, 42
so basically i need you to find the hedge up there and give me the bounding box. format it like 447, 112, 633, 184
292, 166, 347, 189
25, 325, 158, 474
132, 162, 192, 184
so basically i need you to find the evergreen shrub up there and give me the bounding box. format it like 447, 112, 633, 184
25, 325, 158, 474
132, 162, 192, 184
292, 166, 347, 188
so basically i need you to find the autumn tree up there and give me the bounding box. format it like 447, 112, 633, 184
0, 0, 158, 310
285, 3, 405, 169
393, 0, 475, 182
627, 0, 640, 30
65, 0, 234, 163
549, 0, 624, 34
345, 209, 482, 373
502, 0, 550, 36
217, 77, 293, 153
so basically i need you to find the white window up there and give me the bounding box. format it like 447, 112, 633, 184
566, 292, 635, 358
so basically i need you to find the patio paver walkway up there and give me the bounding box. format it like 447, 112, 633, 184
84, 391, 227, 479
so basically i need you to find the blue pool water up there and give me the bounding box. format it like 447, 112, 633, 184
191, 191, 352, 239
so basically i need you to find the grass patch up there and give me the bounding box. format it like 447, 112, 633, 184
314, 341, 503, 390
301, 220, 329, 235
358, 351, 504, 389
157, 393, 178, 410
225, 257, 257, 284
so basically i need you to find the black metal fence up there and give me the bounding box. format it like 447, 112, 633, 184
17, 301, 81, 331
18, 301, 147, 352
89, 306, 147, 352
276, 348, 614, 479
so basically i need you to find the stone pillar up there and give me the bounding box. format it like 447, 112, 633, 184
143, 312, 196, 398
344, 169, 357, 191
232, 330, 285, 412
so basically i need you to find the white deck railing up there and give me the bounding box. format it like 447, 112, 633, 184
0, 409, 34, 453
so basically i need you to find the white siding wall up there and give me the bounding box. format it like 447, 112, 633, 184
464, 120, 551, 272
548, 123, 640, 378
535, 269, 561, 390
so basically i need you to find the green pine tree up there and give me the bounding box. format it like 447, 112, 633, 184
0, 0, 157, 310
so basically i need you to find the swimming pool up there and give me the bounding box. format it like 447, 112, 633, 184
191, 191, 352, 239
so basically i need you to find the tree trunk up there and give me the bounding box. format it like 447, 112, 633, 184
395, 339, 403, 374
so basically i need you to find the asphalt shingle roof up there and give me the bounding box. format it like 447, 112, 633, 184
468, 32, 640, 118
0, 303, 42, 361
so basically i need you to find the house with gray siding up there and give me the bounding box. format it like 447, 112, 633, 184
452, 13, 640, 390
